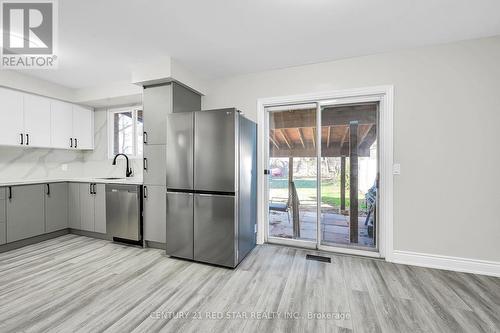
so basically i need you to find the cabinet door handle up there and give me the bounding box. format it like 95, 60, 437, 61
46, 184, 50, 196
143, 186, 148, 198
8, 186, 12, 200
26, 134, 29, 146
20, 133, 24, 145
143, 131, 148, 144
75, 138, 78, 149
70, 138, 73, 148
143, 157, 148, 171
93, 183, 96, 195
89, 183, 93, 194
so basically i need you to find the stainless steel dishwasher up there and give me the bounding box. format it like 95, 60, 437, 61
106, 184, 142, 245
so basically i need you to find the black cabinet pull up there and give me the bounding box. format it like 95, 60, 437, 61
75, 138, 78, 149
70, 138, 73, 148
143, 186, 148, 198
143, 131, 148, 144
20, 133, 24, 145
26, 134, 29, 145
8, 186, 12, 199
46, 184, 50, 195
89, 183, 92, 194
93, 183, 96, 195
143, 158, 148, 171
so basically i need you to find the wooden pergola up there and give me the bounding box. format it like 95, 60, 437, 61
269, 103, 377, 243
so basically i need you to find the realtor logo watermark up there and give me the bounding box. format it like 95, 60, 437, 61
1, 0, 58, 68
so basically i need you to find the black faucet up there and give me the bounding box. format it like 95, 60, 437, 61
112, 154, 133, 177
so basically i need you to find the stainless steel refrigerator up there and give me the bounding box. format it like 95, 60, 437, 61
166, 108, 257, 268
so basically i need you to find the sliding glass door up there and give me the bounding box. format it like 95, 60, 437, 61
266, 101, 379, 253
267, 105, 317, 244
319, 102, 378, 251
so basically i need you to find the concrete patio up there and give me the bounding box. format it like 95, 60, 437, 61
269, 206, 375, 247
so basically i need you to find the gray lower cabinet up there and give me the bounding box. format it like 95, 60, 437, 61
0, 181, 107, 246
143, 185, 166, 243
44, 183, 68, 233
79, 183, 106, 234
68, 183, 81, 229
6, 184, 45, 243
143, 144, 166, 185
94, 184, 106, 234
0, 188, 6, 244
80, 183, 95, 231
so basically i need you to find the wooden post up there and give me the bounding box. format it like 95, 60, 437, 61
340, 155, 346, 212
349, 121, 358, 243
289, 157, 299, 238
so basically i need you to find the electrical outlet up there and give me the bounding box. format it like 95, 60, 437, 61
61, 164, 68, 171
392, 163, 401, 175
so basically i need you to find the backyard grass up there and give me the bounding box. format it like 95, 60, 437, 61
270, 177, 367, 210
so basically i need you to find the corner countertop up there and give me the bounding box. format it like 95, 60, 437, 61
0, 177, 144, 187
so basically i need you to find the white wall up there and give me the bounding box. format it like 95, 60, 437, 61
203, 36, 500, 263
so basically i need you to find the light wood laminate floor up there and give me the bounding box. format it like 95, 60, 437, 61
0, 234, 498, 333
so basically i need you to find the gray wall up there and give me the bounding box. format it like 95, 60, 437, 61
202, 36, 500, 262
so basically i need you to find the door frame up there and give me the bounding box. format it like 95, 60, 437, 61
257, 85, 394, 260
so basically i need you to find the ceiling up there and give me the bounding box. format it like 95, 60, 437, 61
269, 104, 377, 157
19, 0, 500, 89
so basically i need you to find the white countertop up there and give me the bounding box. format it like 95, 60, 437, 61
0, 177, 143, 186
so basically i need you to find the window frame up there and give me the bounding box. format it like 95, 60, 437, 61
107, 106, 143, 159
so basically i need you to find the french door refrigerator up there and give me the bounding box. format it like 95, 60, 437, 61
166, 108, 257, 268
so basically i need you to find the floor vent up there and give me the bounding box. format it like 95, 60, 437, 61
306, 254, 331, 263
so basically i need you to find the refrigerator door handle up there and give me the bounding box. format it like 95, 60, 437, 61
196, 193, 234, 198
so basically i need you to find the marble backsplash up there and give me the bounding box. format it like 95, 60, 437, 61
0, 146, 84, 180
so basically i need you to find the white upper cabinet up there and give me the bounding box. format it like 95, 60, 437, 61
0, 88, 24, 146
72, 105, 93, 149
23, 94, 51, 148
51, 100, 73, 149
0, 87, 94, 150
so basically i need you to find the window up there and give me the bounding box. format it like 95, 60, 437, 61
108, 107, 143, 158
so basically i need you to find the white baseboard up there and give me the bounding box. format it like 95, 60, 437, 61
391, 250, 500, 277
